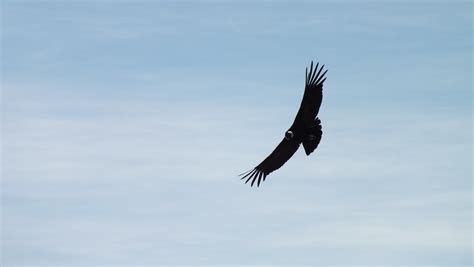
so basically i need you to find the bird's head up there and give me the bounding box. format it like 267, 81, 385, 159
284, 130, 294, 140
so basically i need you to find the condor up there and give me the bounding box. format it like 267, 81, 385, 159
240, 61, 328, 187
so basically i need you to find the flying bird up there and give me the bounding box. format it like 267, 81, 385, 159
240, 61, 327, 187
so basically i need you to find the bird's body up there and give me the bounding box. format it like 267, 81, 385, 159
240, 61, 327, 187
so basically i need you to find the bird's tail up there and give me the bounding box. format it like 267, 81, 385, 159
302, 118, 322, 156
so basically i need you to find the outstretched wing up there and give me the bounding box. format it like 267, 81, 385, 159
292, 61, 327, 127
240, 138, 300, 187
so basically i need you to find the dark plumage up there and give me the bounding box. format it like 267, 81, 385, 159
240, 61, 327, 187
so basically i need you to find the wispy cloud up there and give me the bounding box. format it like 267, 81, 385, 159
2, 0, 472, 265
3, 82, 471, 264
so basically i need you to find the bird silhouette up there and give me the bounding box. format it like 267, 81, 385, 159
240, 61, 327, 187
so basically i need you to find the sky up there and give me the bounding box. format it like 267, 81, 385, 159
1, 0, 472, 265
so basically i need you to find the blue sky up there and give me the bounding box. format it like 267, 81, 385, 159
1, 0, 472, 265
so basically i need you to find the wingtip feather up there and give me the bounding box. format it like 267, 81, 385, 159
242, 169, 256, 182
311, 64, 325, 84
305, 67, 308, 84
315, 69, 328, 85
250, 170, 260, 187
310, 62, 319, 84
257, 171, 264, 187
306, 61, 328, 86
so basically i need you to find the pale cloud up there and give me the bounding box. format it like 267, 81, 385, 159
3, 78, 471, 265
2, 1, 472, 265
